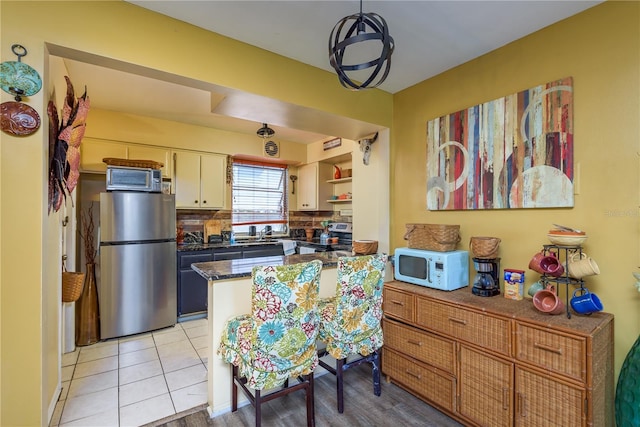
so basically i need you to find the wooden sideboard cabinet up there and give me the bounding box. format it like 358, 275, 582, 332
382, 280, 614, 427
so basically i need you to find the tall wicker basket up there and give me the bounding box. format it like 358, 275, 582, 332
404, 224, 460, 252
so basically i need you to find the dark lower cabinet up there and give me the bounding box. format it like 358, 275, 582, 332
177, 243, 284, 320
242, 244, 285, 258
177, 251, 213, 318
178, 269, 209, 315
213, 247, 243, 260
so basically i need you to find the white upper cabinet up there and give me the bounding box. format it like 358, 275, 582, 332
80, 139, 127, 173
173, 151, 226, 209
80, 138, 171, 178
127, 145, 171, 178
296, 162, 332, 211
200, 154, 226, 209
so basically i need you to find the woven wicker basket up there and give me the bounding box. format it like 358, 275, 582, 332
404, 224, 460, 252
103, 157, 164, 169
470, 236, 501, 259
353, 240, 378, 255
62, 271, 85, 303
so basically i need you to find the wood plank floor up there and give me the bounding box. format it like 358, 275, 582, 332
149, 363, 463, 427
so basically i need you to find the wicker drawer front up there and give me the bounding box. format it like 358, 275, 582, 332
383, 287, 414, 322
383, 348, 455, 413
416, 297, 511, 356
516, 323, 587, 382
383, 318, 455, 374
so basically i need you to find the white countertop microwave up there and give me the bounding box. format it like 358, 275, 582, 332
394, 247, 469, 291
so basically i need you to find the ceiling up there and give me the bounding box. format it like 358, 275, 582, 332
63, 1, 603, 144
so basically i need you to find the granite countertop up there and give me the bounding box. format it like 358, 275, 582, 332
191, 252, 342, 281
178, 239, 350, 252
177, 240, 282, 252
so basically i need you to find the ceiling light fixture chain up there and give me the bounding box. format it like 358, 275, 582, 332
328, 0, 394, 90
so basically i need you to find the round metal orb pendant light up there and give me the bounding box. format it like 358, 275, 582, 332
256, 123, 275, 138
329, 0, 394, 90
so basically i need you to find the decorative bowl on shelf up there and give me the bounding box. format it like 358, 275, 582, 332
547, 230, 588, 246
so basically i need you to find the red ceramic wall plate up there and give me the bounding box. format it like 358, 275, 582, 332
0, 101, 41, 136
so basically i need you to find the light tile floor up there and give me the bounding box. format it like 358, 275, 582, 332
49, 318, 209, 427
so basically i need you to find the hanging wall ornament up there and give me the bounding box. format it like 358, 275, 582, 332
0, 101, 41, 136
0, 44, 42, 101
48, 76, 90, 214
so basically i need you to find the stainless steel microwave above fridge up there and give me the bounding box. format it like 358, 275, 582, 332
99, 191, 177, 339
106, 165, 162, 193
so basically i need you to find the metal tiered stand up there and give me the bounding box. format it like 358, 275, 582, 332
539, 244, 585, 318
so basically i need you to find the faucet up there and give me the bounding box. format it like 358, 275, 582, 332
257, 225, 274, 241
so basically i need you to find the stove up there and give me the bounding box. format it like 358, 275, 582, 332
293, 222, 352, 253
328, 222, 353, 247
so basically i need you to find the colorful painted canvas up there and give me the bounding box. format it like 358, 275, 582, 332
426, 77, 573, 210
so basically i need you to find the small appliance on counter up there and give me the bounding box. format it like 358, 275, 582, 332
208, 234, 223, 244
105, 164, 162, 193
471, 257, 501, 297
394, 248, 468, 290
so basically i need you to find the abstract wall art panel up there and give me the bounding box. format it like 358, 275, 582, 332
426, 77, 573, 210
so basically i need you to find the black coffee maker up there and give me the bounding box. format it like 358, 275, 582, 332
471, 257, 501, 297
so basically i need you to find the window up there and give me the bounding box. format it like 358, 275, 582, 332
232, 160, 288, 236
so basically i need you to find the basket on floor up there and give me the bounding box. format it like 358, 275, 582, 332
62, 271, 85, 303
404, 224, 460, 252
470, 236, 501, 259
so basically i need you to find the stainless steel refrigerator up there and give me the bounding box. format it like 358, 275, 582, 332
99, 191, 177, 339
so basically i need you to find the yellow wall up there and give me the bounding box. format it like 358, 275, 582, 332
0, 1, 392, 425
392, 1, 640, 373
0, 0, 3, 420
0, 35, 48, 427
2, 0, 637, 424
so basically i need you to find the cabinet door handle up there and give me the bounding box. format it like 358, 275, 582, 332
405, 370, 421, 380
448, 317, 467, 326
516, 392, 527, 417
534, 342, 563, 355
390, 299, 405, 306
502, 387, 509, 410
202, 200, 207, 204
173, 153, 177, 179
407, 339, 422, 347
194, 200, 199, 204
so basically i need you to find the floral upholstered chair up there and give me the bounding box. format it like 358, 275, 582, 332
218, 259, 323, 427
317, 253, 387, 413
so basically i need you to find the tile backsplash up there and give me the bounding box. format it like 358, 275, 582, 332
176, 210, 351, 241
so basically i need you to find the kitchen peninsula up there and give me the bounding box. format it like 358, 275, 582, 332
191, 252, 343, 416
